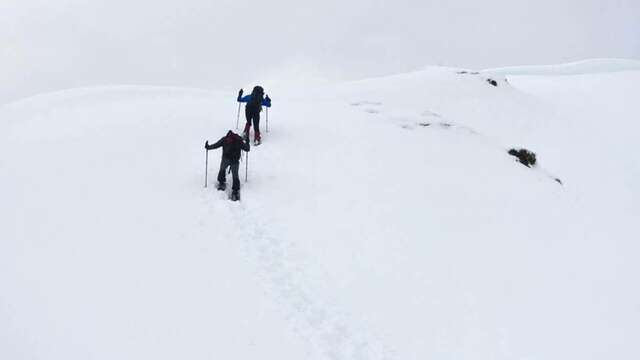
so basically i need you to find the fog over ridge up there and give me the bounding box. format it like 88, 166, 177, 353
1, 0, 639, 103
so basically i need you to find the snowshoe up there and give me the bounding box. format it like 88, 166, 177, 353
254, 138, 261, 146
230, 190, 240, 201
216, 182, 226, 191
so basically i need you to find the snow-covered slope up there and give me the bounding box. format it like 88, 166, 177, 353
482, 58, 640, 75
1, 67, 639, 359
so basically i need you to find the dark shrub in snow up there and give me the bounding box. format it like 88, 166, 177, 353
508, 148, 537, 167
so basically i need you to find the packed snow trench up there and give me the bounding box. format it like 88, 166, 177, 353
1, 66, 639, 360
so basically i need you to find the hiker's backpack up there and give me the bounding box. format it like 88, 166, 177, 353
222, 132, 243, 161
247, 86, 264, 111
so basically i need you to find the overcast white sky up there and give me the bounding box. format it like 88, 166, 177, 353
1, 0, 639, 103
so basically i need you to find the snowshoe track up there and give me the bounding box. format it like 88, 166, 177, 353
228, 202, 393, 360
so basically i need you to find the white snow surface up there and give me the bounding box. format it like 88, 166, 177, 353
1, 67, 639, 359
482, 58, 640, 76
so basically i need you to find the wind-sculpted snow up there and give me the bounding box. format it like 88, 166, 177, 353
482, 58, 640, 76
1, 68, 639, 359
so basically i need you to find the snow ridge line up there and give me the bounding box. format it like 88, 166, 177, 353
229, 201, 393, 360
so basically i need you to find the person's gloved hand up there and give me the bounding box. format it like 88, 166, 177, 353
205, 140, 209, 149
238, 89, 243, 97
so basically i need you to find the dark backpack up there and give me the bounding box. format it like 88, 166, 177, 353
222, 132, 243, 161
248, 86, 264, 110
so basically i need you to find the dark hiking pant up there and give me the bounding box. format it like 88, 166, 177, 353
218, 157, 241, 191
244, 106, 261, 140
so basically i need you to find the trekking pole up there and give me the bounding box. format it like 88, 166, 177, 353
245, 151, 249, 182
204, 148, 209, 188
236, 103, 241, 129
266, 107, 269, 133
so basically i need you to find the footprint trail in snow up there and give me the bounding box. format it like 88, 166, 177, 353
227, 201, 393, 360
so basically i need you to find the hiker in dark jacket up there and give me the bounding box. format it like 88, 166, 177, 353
237, 85, 271, 145
205, 130, 250, 200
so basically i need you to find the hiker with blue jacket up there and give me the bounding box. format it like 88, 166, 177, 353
237, 86, 271, 145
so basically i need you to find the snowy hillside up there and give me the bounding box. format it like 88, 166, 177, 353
482, 58, 640, 76
1, 65, 639, 359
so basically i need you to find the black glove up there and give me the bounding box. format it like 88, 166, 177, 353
238, 89, 243, 97
205, 140, 209, 149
